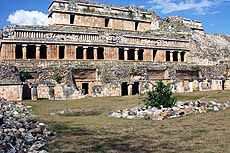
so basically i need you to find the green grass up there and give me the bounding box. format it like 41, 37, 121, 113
25, 91, 230, 153
175, 90, 230, 102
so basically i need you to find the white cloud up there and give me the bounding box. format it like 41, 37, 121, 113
148, 0, 221, 15
7, 10, 48, 25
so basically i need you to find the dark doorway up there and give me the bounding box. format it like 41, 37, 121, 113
87, 47, 94, 59
153, 49, 157, 61
76, 47, 83, 59
105, 18, 109, 27
119, 48, 124, 60
97, 47, 104, 59
40, 45, 47, 59
166, 51, 170, 61
121, 82, 128, 96
135, 21, 139, 31
16, 44, 23, 59
59, 46, 65, 59
173, 51, 178, 62
128, 49, 134, 60
82, 83, 89, 95
26, 45, 36, 59
132, 82, 139, 95
138, 49, 144, 61
222, 80, 225, 90
70, 14, 75, 24
181, 51, 185, 62
22, 84, 31, 100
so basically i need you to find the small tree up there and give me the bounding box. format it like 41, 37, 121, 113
144, 81, 176, 108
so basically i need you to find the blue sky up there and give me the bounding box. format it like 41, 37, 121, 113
0, 0, 230, 34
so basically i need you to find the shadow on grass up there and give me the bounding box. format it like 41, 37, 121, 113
48, 122, 196, 153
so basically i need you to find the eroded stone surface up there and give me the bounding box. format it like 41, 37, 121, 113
0, 98, 54, 152
108, 101, 230, 120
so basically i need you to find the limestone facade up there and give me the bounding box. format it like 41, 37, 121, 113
0, 0, 229, 101
48, 0, 159, 31
0, 84, 23, 101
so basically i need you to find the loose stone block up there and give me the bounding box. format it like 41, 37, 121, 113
0, 84, 23, 101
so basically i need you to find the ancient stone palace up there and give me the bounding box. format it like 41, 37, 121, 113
0, 0, 230, 101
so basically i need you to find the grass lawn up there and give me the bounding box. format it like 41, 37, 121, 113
25, 91, 230, 153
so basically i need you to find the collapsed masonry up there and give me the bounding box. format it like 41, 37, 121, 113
0, 0, 230, 101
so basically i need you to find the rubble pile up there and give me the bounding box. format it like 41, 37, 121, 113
108, 100, 230, 120
0, 64, 21, 85
0, 98, 53, 153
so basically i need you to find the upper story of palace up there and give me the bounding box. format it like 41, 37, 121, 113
0, 0, 204, 63
48, 0, 160, 32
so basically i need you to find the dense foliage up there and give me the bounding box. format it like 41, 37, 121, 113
144, 81, 176, 108
20, 71, 33, 82
52, 73, 62, 83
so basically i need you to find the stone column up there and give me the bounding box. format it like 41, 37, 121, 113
135, 48, 139, 61
184, 52, 188, 62
12, 44, 16, 59
31, 84, 38, 101
124, 48, 128, 61
93, 47, 98, 60
178, 51, 182, 62
22, 44, 27, 60
170, 51, 173, 62
128, 84, 132, 96
36, 45, 41, 60
83, 46, 88, 60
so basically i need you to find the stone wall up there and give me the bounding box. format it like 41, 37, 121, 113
49, 0, 158, 31
0, 60, 229, 101
37, 84, 50, 99
0, 84, 23, 101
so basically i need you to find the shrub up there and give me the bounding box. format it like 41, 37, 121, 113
144, 81, 176, 108
20, 71, 33, 82
52, 73, 62, 83
128, 12, 135, 19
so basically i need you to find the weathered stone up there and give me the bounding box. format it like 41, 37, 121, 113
0, 98, 53, 152
109, 100, 230, 120
0, 0, 230, 102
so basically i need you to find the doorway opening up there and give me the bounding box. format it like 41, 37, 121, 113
166, 51, 170, 61
82, 83, 89, 95
119, 48, 124, 60
173, 51, 178, 62
222, 80, 225, 90
138, 49, 144, 61
105, 18, 109, 27
22, 84, 31, 100
15, 44, 23, 59
76, 47, 83, 59
128, 49, 134, 60
181, 51, 185, 62
135, 21, 139, 31
87, 47, 94, 59
97, 47, 104, 59
70, 14, 75, 24
132, 82, 139, 95
59, 46, 65, 59
40, 45, 47, 59
26, 45, 36, 59
121, 82, 128, 96
153, 49, 157, 61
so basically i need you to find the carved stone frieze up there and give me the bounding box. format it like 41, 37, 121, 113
100, 33, 124, 44
43, 33, 80, 41
2, 27, 14, 38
